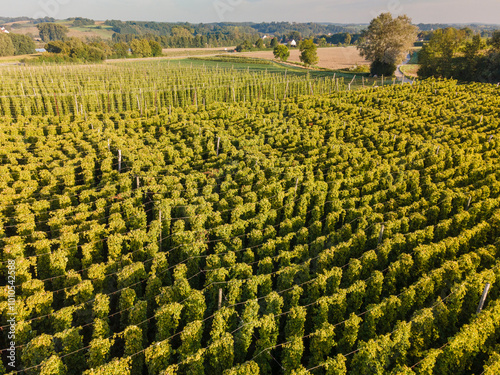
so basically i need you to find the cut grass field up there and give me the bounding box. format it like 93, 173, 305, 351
0, 53, 41, 64
400, 64, 420, 78
173, 56, 393, 88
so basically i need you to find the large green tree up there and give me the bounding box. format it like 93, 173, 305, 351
299, 39, 318, 66
149, 40, 162, 56
417, 28, 467, 78
235, 40, 253, 52
8, 33, 36, 55
273, 44, 290, 61
344, 33, 352, 45
357, 13, 418, 76
37, 23, 69, 42
0, 33, 15, 56
489, 30, 500, 50
130, 39, 152, 57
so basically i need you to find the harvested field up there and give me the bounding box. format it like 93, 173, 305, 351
238, 46, 369, 69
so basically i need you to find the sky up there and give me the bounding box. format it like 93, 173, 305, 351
1, 0, 498, 24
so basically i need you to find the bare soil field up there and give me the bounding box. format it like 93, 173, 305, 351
238, 46, 369, 70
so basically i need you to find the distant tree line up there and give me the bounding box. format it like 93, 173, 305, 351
418, 28, 500, 82
112, 31, 253, 49
38, 37, 162, 63
73, 17, 95, 27
104, 20, 360, 39
0, 33, 36, 56
37, 23, 70, 42
314, 33, 360, 46
416, 23, 498, 37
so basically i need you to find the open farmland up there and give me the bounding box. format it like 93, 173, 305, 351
239, 46, 370, 70
3, 20, 115, 42
0, 60, 500, 375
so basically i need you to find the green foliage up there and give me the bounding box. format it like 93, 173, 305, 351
40, 355, 67, 375
37, 23, 69, 42
370, 60, 397, 76
324, 354, 347, 375
145, 341, 172, 375
21, 334, 56, 375
223, 361, 260, 375
358, 12, 418, 75
149, 40, 162, 57
281, 337, 304, 374
298, 39, 318, 66
344, 33, 352, 45
124, 325, 144, 375
130, 39, 152, 57
112, 42, 130, 58
73, 18, 95, 27
44, 38, 105, 62
156, 303, 183, 341
418, 28, 500, 82
83, 357, 131, 375
2, 62, 500, 375
54, 328, 85, 373
8, 33, 36, 55
418, 28, 468, 77
206, 332, 235, 374
88, 338, 114, 368
235, 40, 253, 52
0, 33, 15, 56
273, 45, 290, 62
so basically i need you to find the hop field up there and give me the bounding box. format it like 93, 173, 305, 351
0, 61, 500, 375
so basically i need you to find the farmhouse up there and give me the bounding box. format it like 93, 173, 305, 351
0, 27, 9, 34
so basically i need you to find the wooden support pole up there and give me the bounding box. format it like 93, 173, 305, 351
218, 288, 223, 310
467, 195, 472, 210
159, 210, 162, 251
216, 137, 220, 156
378, 224, 385, 244
118, 150, 122, 172
136, 176, 140, 189
107, 139, 110, 152
476, 283, 491, 314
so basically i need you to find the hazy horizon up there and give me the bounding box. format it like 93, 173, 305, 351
1, 0, 498, 25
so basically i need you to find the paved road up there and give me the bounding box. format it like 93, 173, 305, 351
395, 54, 412, 83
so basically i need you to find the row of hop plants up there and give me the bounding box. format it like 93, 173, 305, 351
1, 79, 500, 374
